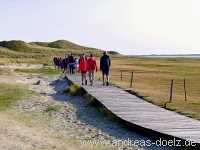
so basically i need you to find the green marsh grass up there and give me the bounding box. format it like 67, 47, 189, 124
45, 105, 61, 112
0, 83, 30, 110
15, 66, 61, 75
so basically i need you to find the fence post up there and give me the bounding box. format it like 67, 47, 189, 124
130, 71, 134, 88
169, 79, 174, 102
184, 78, 187, 101
121, 71, 123, 81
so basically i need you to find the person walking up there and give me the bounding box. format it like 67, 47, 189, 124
100, 51, 111, 86
74, 57, 79, 73
63, 55, 68, 76
79, 54, 88, 85
53, 57, 58, 69
58, 57, 64, 70
87, 54, 98, 86
68, 53, 75, 74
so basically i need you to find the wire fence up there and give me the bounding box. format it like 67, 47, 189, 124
107, 70, 200, 106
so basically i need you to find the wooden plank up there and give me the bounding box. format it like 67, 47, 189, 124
67, 75, 200, 143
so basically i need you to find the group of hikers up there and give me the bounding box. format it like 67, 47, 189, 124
53, 51, 111, 86
53, 53, 78, 74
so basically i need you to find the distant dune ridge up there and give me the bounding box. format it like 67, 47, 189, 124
0, 40, 98, 52
0, 40, 120, 57
0, 40, 30, 52
31, 40, 98, 51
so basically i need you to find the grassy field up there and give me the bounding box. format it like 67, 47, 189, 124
1, 40, 200, 120
15, 66, 61, 75
103, 57, 200, 120
0, 83, 30, 110
0, 40, 119, 65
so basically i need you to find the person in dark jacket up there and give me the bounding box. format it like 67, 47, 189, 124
68, 53, 75, 74
63, 55, 68, 75
53, 57, 58, 69
100, 51, 111, 86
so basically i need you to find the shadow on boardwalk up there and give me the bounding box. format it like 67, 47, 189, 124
49, 77, 177, 150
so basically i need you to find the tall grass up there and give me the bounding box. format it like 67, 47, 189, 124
100, 57, 200, 120
0, 84, 30, 110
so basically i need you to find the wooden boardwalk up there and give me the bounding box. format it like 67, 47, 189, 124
67, 75, 200, 143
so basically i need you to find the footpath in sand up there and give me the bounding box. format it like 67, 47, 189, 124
0, 64, 143, 150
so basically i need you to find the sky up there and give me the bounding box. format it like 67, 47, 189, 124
0, 0, 200, 55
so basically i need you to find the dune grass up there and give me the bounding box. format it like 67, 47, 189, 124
15, 66, 61, 75
32, 55, 200, 120
0, 84, 30, 110
1, 39, 200, 120
98, 57, 200, 120
0, 40, 108, 65
64, 84, 86, 96
0, 39, 121, 65
45, 105, 62, 112
0, 68, 12, 75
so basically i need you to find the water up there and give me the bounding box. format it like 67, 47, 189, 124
144, 55, 200, 59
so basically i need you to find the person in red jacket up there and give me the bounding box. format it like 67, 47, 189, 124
79, 54, 88, 85
87, 54, 98, 86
